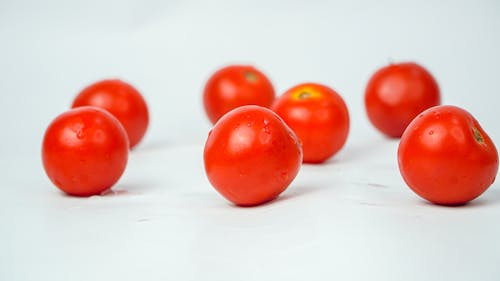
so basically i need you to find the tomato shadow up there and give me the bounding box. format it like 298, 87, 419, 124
279, 184, 322, 201
57, 187, 133, 198
91, 180, 161, 197
418, 186, 500, 208
228, 184, 322, 209
113, 180, 164, 194
465, 187, 500, 208
100, 189, 131, 196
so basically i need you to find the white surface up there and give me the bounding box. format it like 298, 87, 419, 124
1, 0, 500, 280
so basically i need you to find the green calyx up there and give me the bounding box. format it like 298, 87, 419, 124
298, 91, 311, 99
473, 127, 484, 144
244, 71, 258, 82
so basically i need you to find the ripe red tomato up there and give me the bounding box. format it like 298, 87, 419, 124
203, 65, 275, 124
204, 105, 302, 206
365, 62, 440, 138
272, 83, 349, 163
72, 79, 149, 149
42, 106, 129, 196
398, 105, 498, 205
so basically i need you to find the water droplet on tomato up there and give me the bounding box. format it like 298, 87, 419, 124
259, 129, 272, 143
262, 119, 271, 134
280, 171, 289, 181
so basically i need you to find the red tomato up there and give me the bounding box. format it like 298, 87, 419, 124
272, 83, 349, 163
365, 62, 440, 138
398, 105, 498, 205
42, 106, 129, 196
203, 65, 275, 124
72, 79, 149, 149
204, 105, 302, 206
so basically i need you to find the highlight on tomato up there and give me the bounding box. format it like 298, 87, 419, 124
203, 65, 275, 125
398, 105, 498, 205
72, 79, 149, 149
365, 62, 440, 138
204, 105, 302, 206
42, 106, 129, 196
272, 82, 349, 163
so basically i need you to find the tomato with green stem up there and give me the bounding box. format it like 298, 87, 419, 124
398, 105, 498, 205
272, 83, 349, 163
203, 65, 275, 124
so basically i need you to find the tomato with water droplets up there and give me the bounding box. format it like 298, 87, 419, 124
398, 105, 498, 205
42, 106, 129, 196
204, 105, 302, 206
72, 79, 149, 149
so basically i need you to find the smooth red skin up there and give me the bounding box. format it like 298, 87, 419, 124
203, 65, 275, 124
365, 62, 440, 138
204, 105, 302, 206
398, 105, 498, 205
72, 79, 149, 149
272, 83, 350, 163
42, 107, 129, 196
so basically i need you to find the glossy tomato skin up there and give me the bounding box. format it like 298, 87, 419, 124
42, 106, 129, 196
204, 105, 302, 206
365, 62, 440, 138
272, 83, 349, 163
203, 65, 275, 124
398, 105, 498, 205
72, 79, 149, 149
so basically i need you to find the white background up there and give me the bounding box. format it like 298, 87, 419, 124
1, 0, 499, 280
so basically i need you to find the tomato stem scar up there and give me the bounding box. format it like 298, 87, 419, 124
298, 91, 311, 99
473, 127, 484, 144
244, 71, 257, 82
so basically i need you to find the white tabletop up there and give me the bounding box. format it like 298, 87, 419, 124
1, 1, 499, 280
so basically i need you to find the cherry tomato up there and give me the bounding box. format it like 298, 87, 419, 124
204, 105, 302, 206
365, 62, 440, 138
398, 105, 498, 205
72, 79, 149, 149
203, 65, 275, 124
272, 83, 349, 163
42, 106, 129, 196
